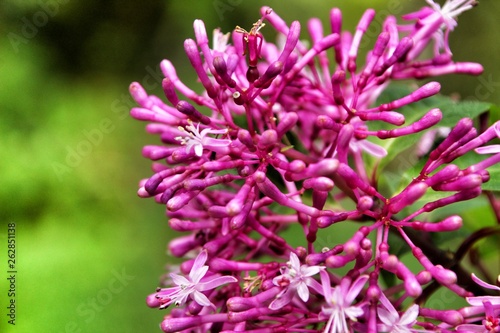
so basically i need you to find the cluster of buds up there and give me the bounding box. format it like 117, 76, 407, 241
130, 1, 500, 332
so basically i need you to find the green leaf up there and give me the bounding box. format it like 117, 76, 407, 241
439, 100, 492, 127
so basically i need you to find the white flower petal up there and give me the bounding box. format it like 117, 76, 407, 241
399, 304, 419, 325
378, 306, 398, 326
190, 265, 209, 284
471, 273, 500, 291
194, 143, 203, 156
192, 290, 213, 307
475, 145, 500, 155
466, 295, 500, 306
345, 275, 369, 304
297, 282, 310, 302
170, 273, 190, 287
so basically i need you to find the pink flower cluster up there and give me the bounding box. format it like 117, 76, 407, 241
130, 1, 500, 332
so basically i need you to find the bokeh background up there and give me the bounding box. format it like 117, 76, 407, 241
0, 1, 499, 332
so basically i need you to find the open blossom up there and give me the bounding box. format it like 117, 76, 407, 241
146, 250, 237, 309
129, 2, 499, 333
378, 293, 420, 333
320, 271, 368, 333
175, 120, 231, 157
269, 252, 323, 310
425, 0, 478, 30
456, 274, 500, 333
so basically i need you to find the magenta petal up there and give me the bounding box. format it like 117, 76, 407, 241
190, 265, 209, 284
399, 304, 419, 325
378, 292, 399, 321
269, 287, 295, 310
197, 275, 238, 291
345, 275, 369, 303
475, 145, 500, 155
356, 140, 387, 157
378, 306, 397, 326
170, 273, 190, 287
191, 251, 208, 273
456, 324, 488, 332
302, 265, 321, 277
471, 273, 500, 291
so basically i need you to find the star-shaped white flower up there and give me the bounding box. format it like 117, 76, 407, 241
148, 250, 237, 309
212, 28, 230, 54
269, 252, 323, 310
175, 120, 231, 157
377, 292, 420, 333
425, 0, 478, 30
320, 271, 368, 333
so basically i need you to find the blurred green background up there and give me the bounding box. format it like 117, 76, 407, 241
0, 1, 498, 332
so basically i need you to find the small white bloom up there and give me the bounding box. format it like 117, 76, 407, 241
425, 0, 478, 30
176, 120, 231, 157
269, 252, 322, 310
320, 271, 368, 333
213, 28, 230, 53
377, 292, 420, 333
152, 250, 238, 309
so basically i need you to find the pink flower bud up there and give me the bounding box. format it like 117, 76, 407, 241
130, 107, 178, 125
167, 190, 198, 212
423, 187, 481, 213
168, 234, 201, 257
419, 308, 464, 326
377, 108, 442, 139
161, 316, 203, 333
254, 61, 283, 89
317, 213, 349, 228
412, 215, 462, 232
129, 82, 151, 108
325, 254, 351, 268
348, 9, 376, 72
416, 271, 432, 285
227, 287, 280, 312
357, 111, 405, 126
257, 129, 278, 150
331, 70, 346, 105
169, 218, 217, 232
389, 182, 428, 214
425, 164, 460, 187
213, 56, 236, 88
336, 163, 378, 196
375, 81, 441, 112
176, 101, 210, 125
303, 177, 335, 191
184, 39, 217, 98
374, 37, 413, 75
432, 174, 483, 191
356, 196, 373, 212
276, 112, 298, 137
162, 77, 180, 106
285, 159, 339, 181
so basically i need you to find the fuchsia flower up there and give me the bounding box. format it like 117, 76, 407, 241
456, 274, 500, 333
129, 2, 500, 332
